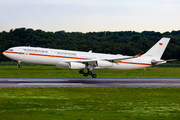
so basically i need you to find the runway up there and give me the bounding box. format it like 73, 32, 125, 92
0, 78, 180, 87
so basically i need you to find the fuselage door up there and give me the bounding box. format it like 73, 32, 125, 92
51, 51, 57, 58
24, 51, 29, 56
137, 58, 141, 65
18, 48, 24, 55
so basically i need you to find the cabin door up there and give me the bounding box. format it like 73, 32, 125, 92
18, 48, 24, 55
51, 51, 57, 58
137, 58, 141, 65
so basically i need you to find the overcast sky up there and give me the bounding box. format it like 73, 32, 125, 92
0, 0, 180, 33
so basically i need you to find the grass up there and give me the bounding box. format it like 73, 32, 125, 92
0, 62, 180, 120
0, 64, 180, 119
0, 65, 180, 78
0, 87, 180, 119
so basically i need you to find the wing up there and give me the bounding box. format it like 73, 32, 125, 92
103, 53, 143, 63
63, 53, 142, 64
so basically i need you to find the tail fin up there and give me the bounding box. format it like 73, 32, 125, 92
142, 38, 170, 59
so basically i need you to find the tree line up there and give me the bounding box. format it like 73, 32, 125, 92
0, 28, 180, 61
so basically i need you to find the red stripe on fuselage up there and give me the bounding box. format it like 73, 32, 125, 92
119, 62, 153, 66
4, 51, 88, 60
3, 51, 22, 55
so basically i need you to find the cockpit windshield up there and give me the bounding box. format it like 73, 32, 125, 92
7, 49, 13, 52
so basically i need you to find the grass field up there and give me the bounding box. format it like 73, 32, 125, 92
0, 65, 180, 78
1, 87, 180, 120
0, 64, 180, 119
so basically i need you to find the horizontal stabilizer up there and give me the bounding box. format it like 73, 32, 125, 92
165, 59, 177, 62
151, 59, 177, 65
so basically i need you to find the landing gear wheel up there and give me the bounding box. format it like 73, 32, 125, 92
18, 61, 22, 68
79, 69, 84, 74
18, 65, 22, 68
88, 71, 93, 75
92, 74, 97, 78
83, 73, 88, 77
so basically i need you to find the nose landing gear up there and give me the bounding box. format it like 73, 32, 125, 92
18, 61, 22, 68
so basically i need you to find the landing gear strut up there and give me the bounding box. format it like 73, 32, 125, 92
18, 61, 22, 68
79, 69, 97, 78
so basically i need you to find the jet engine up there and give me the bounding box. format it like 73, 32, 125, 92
96, 61, 113, 67
69, 62, 86, 69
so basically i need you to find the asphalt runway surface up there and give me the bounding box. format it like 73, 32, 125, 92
0, 78, 180, 87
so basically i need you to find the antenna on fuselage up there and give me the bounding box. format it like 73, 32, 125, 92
88, 50, 92, 53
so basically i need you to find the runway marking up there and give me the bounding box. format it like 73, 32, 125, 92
18, 83, 83, 86
9, 80, 68, 82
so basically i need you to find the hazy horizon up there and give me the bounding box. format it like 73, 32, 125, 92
1, 0, 180, 33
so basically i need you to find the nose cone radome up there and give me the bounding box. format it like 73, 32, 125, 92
3, 51, 9, 58
3, 51, 6, 56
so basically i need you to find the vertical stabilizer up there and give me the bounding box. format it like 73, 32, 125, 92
142, 38, 170, 59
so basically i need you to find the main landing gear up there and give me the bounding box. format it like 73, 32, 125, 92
18, 61, 22, 68
79, 69, 97, 78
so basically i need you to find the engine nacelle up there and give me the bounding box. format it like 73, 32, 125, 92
56, 61, 69, 67
69, 62, 86, 69
96, 61, 113, 67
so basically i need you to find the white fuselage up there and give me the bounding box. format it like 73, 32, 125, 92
3, 46, 153, 70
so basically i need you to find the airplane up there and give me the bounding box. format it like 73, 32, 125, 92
3, 37, 175, 78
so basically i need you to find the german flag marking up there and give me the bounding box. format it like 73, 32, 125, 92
159, 43, 163, 46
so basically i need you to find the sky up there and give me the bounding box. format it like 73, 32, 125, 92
0, 0, 180, 33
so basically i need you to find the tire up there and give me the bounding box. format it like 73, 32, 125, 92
18, 65, 22, 68
83, 73, 88, 77
88, 71, 93, 75
92, 74, 97, 78
79, 69, 84, 74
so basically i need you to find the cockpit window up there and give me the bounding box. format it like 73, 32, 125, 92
7, 49, 13, 52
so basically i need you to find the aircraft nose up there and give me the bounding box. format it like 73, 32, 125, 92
3, 51, 7, 56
